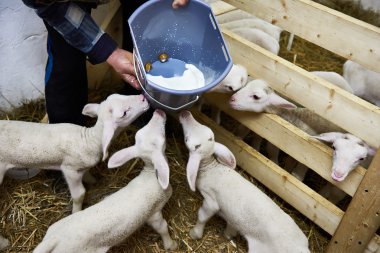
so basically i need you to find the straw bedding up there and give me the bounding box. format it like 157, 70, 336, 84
1, 1, 379, 252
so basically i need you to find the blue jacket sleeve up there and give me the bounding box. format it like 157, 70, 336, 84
21, 0, 118, 64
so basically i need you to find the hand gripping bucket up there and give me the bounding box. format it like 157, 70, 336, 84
129, 0, 233, 112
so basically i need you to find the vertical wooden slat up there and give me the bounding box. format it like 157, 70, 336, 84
326, 149, 380, 253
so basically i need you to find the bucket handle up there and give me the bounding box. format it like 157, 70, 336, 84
133, 52, 199, 111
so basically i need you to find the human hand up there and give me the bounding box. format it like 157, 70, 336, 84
172, 0, 189, 9
106, 48, 140, 90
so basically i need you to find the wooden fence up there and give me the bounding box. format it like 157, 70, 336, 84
202, 1, 380, 252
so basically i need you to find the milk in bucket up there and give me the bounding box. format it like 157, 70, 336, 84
146, 60, 206, 90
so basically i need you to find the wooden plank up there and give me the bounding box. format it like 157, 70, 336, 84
190, 109, 344, 235
203, 92, 366, 197
210, 1, 236, 16
221, 29, 380, 148
326, 149, 380, 253
222, 0, 380, 74
87, 6, 122, 90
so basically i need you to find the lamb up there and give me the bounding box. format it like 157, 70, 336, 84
312, 132, 376, 203
0, 94, 149, 213
216, 8, 281, 55
311, 71, 353, 93
312, 132, 376, 182
216, 9, 256, 24
209, 64, 248, 93
179, 110, 310, 253
199, 64, 248, 124
230, 27, 280, 55
33, 109, 177, 253
229, 79, 342, 135
343, 60, 380, 106
221, 18, 282, 41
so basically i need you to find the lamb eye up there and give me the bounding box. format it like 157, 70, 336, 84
228, 86, 233, 91
185, 137, 188, 142
359, 157, 365, 161
208, 137, 213, 141
252, 95, 260, 100
332, 145, 335, 150
121, 107, 131, 117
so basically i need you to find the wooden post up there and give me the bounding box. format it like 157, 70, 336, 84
326, 149, 380, 253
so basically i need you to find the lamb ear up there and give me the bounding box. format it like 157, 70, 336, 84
187, 152, 201, 192
312, 132, 345, 143
214, 142, 236, 169
82, 103, 100, 118
102, 121, 117, 161
107, 146, 138, 168
268, 93, 297, 110
152, 151, 170, 190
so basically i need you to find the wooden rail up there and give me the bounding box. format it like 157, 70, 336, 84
220, 0, 380, 74
208, 1, 380, 252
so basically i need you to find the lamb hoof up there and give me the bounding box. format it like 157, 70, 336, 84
189, 228, 202, 240
164, 240, 178, 251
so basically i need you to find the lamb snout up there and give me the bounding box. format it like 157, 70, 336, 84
179, 110, 192, 121
331, 169, 347, 182
155, 108, 166, 119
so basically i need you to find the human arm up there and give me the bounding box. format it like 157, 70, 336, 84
21, 0, 140, 88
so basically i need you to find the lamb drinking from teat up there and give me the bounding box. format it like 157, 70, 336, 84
179, 110, 310, 253
33, 109, 177, 253
0, 94, 149, 213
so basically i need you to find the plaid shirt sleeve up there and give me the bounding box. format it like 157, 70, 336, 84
22, 0, 118, 64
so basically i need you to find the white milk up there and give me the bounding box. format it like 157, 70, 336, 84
147, 64, 205, 90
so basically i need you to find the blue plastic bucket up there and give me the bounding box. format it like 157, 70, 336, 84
129, 0, 233, 112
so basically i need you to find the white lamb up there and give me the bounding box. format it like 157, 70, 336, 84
312, 132, 376, 181
313, 132, 376, 203
216, 9, 256, 24
311, 71, 353, 93
199, 64, 248, 124
209, 64, 248, 93
179, 110, 310, 253
0, 94, 149, 213
215, 8, 281, 55
33, 109, 177, 253
230, 27, 280, 55
221, 18, 282, 42
343, 60, 380, 107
